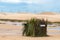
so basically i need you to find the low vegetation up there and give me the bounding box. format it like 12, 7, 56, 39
23, 18, 47, 37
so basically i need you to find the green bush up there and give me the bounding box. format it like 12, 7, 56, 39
23, 18, 47, 37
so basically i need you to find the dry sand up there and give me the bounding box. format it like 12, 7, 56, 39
0, 35, 60, 40
0, 12, 60, 22
0, 24, 59, 40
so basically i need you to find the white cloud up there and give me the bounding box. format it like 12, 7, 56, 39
0, 0, 21, 3
21, 0, 53, 4
0, 0, 32, 3
22, 0, 32, 3
0, 0, 53, 4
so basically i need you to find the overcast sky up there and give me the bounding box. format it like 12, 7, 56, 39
0, 0, 60, 13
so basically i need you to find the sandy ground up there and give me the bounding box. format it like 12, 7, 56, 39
0, 33, 60, 40
0, 12, 60, 22
0, 35, 60, 40
0, 12, 60, 40
0, 24, 59, 40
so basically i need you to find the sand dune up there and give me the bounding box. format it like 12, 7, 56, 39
0, 12, 60, 22
39, 12, 59, 15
